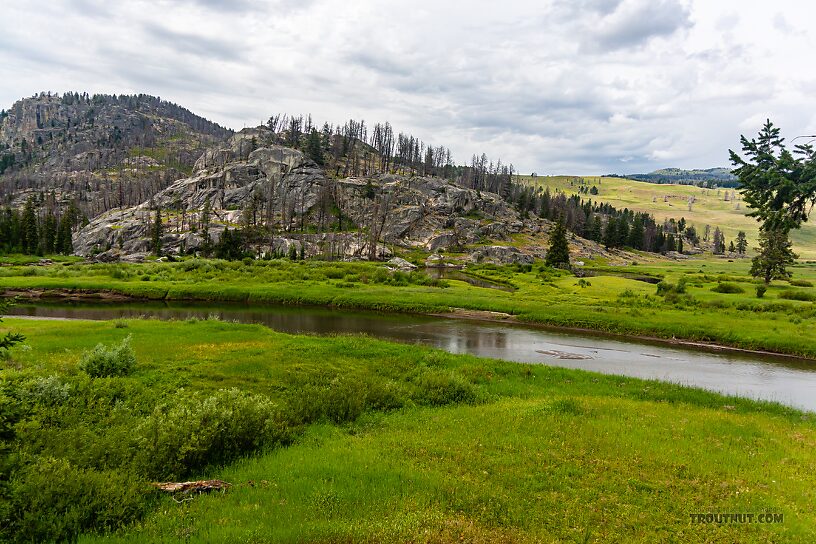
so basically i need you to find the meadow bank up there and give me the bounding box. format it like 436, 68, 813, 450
0, 318, 814, 543
3, 257, 816, 358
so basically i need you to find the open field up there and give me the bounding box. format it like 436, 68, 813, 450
3, 257, 816, 357
0, 318, 814, 542
516, 175, 816, 260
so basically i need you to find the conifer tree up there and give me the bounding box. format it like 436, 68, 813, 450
200, 197, 212, 257
736, 231, 748, 255
306, 129, 324, 166
751, 228, 796, 284
20, 198, 38, 254
545, 217, 570, 268
152, 208, 163, 256
43, 211, 57, 254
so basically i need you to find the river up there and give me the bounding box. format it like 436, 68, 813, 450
8, 301, 816, 412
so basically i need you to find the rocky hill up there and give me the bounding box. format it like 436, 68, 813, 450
75, 127, 553, 263
0, 92, 232, 216
2, 92, 650, 265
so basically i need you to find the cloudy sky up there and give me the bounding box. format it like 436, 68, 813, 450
1, 0, 814, 174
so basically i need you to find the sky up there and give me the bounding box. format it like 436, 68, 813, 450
1, 0, 815, 175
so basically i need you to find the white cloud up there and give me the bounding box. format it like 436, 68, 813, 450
1, 0, 814, 175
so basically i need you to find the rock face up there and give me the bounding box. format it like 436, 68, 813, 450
468, 246, 535, 265
74, 127, 535, 261
386, 257, 417, 271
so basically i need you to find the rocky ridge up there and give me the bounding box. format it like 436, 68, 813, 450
74, 127, 559, 263
0, 92, 232, 214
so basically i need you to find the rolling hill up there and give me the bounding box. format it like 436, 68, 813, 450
518, 174, 816, 259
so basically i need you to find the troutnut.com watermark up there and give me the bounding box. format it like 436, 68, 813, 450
690, 513, 783, 524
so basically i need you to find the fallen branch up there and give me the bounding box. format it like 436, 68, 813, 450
151, 480, 232, 495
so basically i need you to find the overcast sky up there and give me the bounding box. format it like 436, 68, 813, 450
1, 0, 814, 174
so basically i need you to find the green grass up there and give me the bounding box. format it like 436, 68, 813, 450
517, 175, 816, 259
1, 318, 813, 543
4, 258, 816, 357
0, 253, 84, 265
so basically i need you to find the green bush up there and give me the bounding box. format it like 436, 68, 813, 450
711, 282, 745, 294
413, 369, 478, 407
656, 277, 687, 296
778, 289, 816, 302
133, 388, 288, 480
756, 284, 767, 298
4, 456, 149, 543
78, 336, 137, 378
288, 375, 406, 425
24, 375, 71, 406
789, 279, 813, 288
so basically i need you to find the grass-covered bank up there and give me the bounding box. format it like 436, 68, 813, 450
3, 257, 816, 357
0, 318, 814, 542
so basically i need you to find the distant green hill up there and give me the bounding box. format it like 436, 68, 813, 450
518, 174, 816, 259
606, 167, 738, 188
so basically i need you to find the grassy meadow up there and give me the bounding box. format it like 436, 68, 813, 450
0, 318, 814, 543
516, 175, 816, 260
3, 257, 816, 357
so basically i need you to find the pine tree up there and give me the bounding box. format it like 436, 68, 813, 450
545, 218, 570, 268
603, 217, 618, 249
21, 198, 38, 254
589, 215, 602, 242
200, 196, 212, 257
152, 208, 163, 256
736, 231, 748, 255
305, 129, 324, 166
712, 227, 725, 254
43, 211, 57, 254
751, 228, 796, 284
56, 204, 77, 255
0, 298, 25, 351
627, 216, 644, 249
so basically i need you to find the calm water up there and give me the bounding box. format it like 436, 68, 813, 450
9, 301, 816, 412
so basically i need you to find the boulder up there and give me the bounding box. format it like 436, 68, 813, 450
425, 233, 459, 252
468, 246, 534, 265
386, 257, 417, 271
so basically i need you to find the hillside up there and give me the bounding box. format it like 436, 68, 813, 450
518, 174, 816, 260
73, 127, 548, 262
0, 92, 232, 218
0, 93, 752, 264
608, 167, 738, 187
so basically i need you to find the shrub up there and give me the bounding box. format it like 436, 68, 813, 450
711, 282, 745, 294
324, 267, 346, 280
4, 457, 149, 543
108, 266, 131, 280
288, 376, 406, 425
134, 388, 288, 480
789, 279, 813, 287
778, 289, 816, 302
756, 284, 767, 298
25, 375, 71, 406
78, 336, 136, 378
412, 369, 478, 407
657, 277, 687, 296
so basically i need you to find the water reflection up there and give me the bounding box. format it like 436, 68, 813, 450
8, 301, 816, 412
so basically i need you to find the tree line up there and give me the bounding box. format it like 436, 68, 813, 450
0, 196, 81, 255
